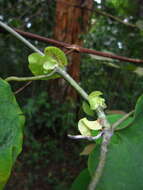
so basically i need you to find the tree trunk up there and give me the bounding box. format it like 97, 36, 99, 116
49, 0, 93, 101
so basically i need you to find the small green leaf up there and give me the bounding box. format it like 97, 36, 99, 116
70, 168, 91, 190
44, 46, 68, 66
78, 118, 91, 136
43, 56, 58, 71
88, 91, 106, 110
78, 118, 102, 136
82, 101, 94, 116
28, 47, 68, 80
0, 79, 25, 189
28, 53, 44, 75
28, 53, 60, 80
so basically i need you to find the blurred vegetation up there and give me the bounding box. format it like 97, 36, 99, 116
0, 0, 143, 189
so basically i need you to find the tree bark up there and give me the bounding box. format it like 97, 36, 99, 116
50, 0, 93, 101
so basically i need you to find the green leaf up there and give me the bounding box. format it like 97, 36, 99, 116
44, 46, 68, 66
70, 168, 91, 190
28, 53, 44, 75
78, 118, 91, 136
82, 101, 94, 116
88, 94, 143, 190
28, 53, 60, 80
43, 56, 58, 71
88, 91, 106, 110
0, 79, 25, 189
28, 47, 68, 80
78, 118, 102, 136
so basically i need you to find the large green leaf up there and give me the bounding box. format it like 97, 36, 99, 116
70, 168, 91, 190
88, 94, 143, 190
0, 79, 25, 189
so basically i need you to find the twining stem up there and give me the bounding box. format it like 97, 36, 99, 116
54, 68, 113, 190
5, 70, 56, 82
56, 67, 88, 100
0, 21, 44, 56
88, 129, 113, 190
0, 21, 112, 190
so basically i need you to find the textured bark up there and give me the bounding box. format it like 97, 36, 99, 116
50, 0, 93, 101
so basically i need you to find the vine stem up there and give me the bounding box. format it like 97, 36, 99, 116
55, 67, 88, 100
0, 21, 44, 56
88, 129, 113, 190
5, 70, 56, 82
0, 21, 112, 190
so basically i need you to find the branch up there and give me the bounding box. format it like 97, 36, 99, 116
14, 81, 32, 94
112, 110, 134, 131
0, 27, 143, 63
0, 21, 44, 56
88, 128, 113, 190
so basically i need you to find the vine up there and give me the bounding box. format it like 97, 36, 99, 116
0, 21, 143, 190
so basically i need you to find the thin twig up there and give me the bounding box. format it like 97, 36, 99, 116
14, 81, 32, 94
0, 27, 143, 63
68, 132, 104, 141
0, 21, 44, 56
112, 110, 134, 131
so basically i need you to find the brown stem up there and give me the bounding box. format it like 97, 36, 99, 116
0, 27, 143, 63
